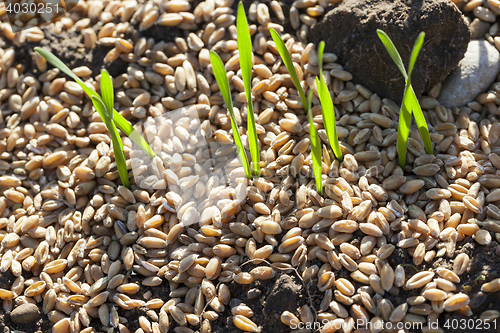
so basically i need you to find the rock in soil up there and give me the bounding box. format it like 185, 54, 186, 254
469, 18, 491, 40
10, 304, 40, 324
262, 274, 304, 331
310, 0, 470, 104
438, 39, 500, 108
440, 238, 500, 333
213, 272, 311, 333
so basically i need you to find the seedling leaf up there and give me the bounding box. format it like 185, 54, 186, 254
210, 50, 252, 179
317, 41, 342, 161
34, 47, 155, 159
411, 87, 433, 155
376, 30, 407, 80
405, 32, 433, 155
376, 30, 433, 169
269, 28, 308, 112
238, 2, 260, 177
91, 95, 129, 188
100, 69, 124, 153
408, 32, 425, 79
113, 113, 155, 158
317, 77, 343, 161
237, 2, 253, 97
100, 69, 115, 119
397, 97, 412, 169
318, 41, 325, 75
308, 89, 322, 195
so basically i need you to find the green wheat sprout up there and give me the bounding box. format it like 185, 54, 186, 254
35, 47, 157, 187
376, 30, 433, 169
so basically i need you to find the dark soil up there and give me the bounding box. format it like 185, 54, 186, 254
213, 269, 316, 333
7, 17, 184, 79
0, 311, 51, 333
119, 271, 172, 332
0, 270, 51, 333
131, 24, 184, 46
441, 238, 500, 333
310, 0, 470, 104
0, 271, 15, 290
386, 237, 500, 333
11, 26, 127, 78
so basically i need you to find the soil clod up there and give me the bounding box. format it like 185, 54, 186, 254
310, 0, 470, 103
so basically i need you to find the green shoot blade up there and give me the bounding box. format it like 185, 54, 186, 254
407, 32, 425, 80
34, 47, 155, 159
108, 120, 129, 188
407, 87, 433, 154
316, 77, 343, 161
100, 69, 114, 119
237, 1, 260, 177
316, 40, 342, 161
269, 28, 308, 113
210, 50, 252, 179
91, 95, 129, 187
377, 29, 411, 168
378, 30, 433, 167
405, 31, 433, 155
397, 91, 412, 169
113, 112, 156, 158
376, 30, 408, 80
247, 113, 260, 177
34, 47, 98, 98
209, 52, 232, 118
237, 1, 253, 97
318, 41, 325, 75
101, 69, 124, 152
307, 89, 322, 195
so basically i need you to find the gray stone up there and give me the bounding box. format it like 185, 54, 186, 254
469, 18, 490, 40
438, 40, 500, 108
10, 303, 40, 324
247, 288, 262, 299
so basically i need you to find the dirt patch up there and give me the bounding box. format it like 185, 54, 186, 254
441, 238, 500, 333
8, 19, 183, 79
212, 269, 315, 333
119, 307, 149, 333
133, 24, 184, 45
0, 309, 51, 333
122, 272, 171, 332
387, 237, 500, 333
0, 271, 15, 290
0, 272, 51, 333
10, 26, 126, 78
